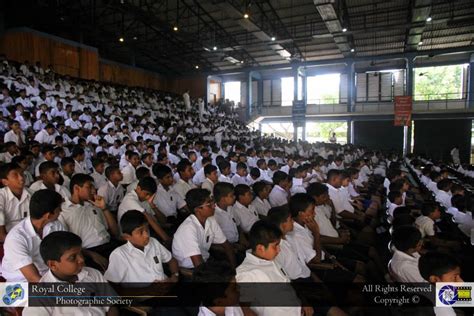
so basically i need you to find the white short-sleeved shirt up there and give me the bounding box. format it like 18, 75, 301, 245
268, 185, 288, 207
120, 163, 137, 185
0, 187, 31, 232
415, 215, 435, 238
2, 217, 65, 281
198, 306, 244, 316
28, 181, 71, 201
192, 168, 206, 186
290, 178, 306, 196
218, 174, 232, 184
314, 206, 339, 238
287, 222, 324, 263
105, 238, 172, 283
118, 190, 153, 223
201, 178, 215, 195
173, 178, 196, 200
22, 267, 110, 316
236, 252, 301, 316
153, 183, 186, 218
97, 181, 125, 212
91, 171, 107, 189
4, 130, 26, 146
251, 197, 271, 217
58, 200, 110, 248
214, 206, 239, 243
326, 183, 346, 214
231, 201, 259, 233
387, 202, 401, 218
390, 250, 425, 282
435, 190, 452, 209
275, 238, 311, 280
232, 174, 249, 186
172, 215, 227, 268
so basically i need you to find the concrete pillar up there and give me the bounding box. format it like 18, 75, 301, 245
347, 61, 355, 112
468, 54, 474, 108
347, 119, 353, 144
258, 79, 264, 109
247, 74, 252, 121
406, 56, 415, 97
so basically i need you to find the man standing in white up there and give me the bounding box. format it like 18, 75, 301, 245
183, 90, 191, 111
450, 146, 460, 166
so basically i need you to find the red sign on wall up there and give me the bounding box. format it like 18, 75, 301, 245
394, 96, 412, 126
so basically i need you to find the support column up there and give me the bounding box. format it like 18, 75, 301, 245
258, 79, 264, 110
347, 119, 353, 144
347, 61, 355, 112
468, 54, 474, 108
406, 55, 415, 97
293, 66, 299, 102
247, 73, 252, 121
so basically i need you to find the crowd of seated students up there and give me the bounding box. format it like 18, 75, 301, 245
1, 56, 474, 316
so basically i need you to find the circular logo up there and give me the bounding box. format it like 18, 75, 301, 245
438, 285, 458, 305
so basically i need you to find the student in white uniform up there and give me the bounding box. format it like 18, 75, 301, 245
29, 161, 71, 200
152, 164, 187, 220
120, 151, 140, 186
218, 161, 233, 184
202, 164, 219, 195
235, 220, 309, 316
387, 191, 403, 218
22, 231, 118, 316
91, 158, 107, 189
105, 210, 179, 284
172, 188, 235, 269
2, 190, 64, 282
435, 179, 453, 209
72, 146, 88, 174
231, 184, 259, 234
98, 165, 125, 213
232, 162, 249, 186
0, 163, 32, 242
447, 195, 474, 237
193, 261, 244, 316
389, 226, 425, 282
174, 159, 197, 200
213, 182, 240, 245
251, 181, 272, 217
268, 171, 290, 207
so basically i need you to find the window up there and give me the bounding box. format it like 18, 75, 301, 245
307, 74, 340, 104
224, 81, 241, 105
261, 122, 294, 140
281, 77, 294, 106
305, 121, 347, 144
414, 64, 467, 101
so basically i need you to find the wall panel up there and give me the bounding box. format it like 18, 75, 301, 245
353, 120, 404, 151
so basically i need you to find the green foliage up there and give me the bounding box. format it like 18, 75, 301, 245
414, 65, 464, 100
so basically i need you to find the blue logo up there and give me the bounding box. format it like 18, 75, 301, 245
2, 284, 25, 305
438, 285, 458, 305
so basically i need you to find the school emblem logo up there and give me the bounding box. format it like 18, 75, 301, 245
0, 283, 28, 307
438, 285, 472, 305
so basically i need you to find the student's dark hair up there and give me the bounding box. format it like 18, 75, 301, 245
418, 251, 460, 281
388, 190, 402, 203
437, 179, 451, 191
104, 165, 120, 179
135, 166, 151, 180
421, 202, 439, 216
204, 164, 218, 176
391, 225, 422, 252
250, 167, 260, 178
393, 206, 411, 218
272, 170, 288, 185
252, 181, 269, 195
451, 194, 466, 211
389, 180, 404, 193
120, 210, 148, 235
289, 193, 315, 218
234, 184, 251, 199
30, 189, 63, 219
236, 162, 247, 170
267, 206, 291, 227
391, 214, 415, 228
213, 182, 234, 202
153, 163, 172, 179
202, 156, 212, 165
61, 157, 75, 167
256, 158, 266, 168
41, 144, 55, 154
306, 182, 328, 198
451, 184, 464, 194
249, 220, 282, 251
70, 173, 94, 192
186, 188, 211, 213
40, 231, 82, 263
71, 146, 85, 158
92, 158, 104, 168
192, 261, 236, 307
386, 169, 402, 181
326, 169, 341, 182
38, 161, 59, 175
177, 159, 192, 174
429, 171, 441, 181
138, 176, 157, 194
0, 162, 22, 180
11, 155, 26, 165
267, 159, 277, 167
217, 160, 230, 173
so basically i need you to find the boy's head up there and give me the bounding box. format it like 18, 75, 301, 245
70, 173, 95, 200
388, 191, 403, 205
0, 163, 25, 191
249, 220, 282, 261
236, 162, 248, 177
42, 145, 56, 161
153, 164, 174, 187
272, 171, 290, 189
30, 189, 63, 222
419, 251, 462, 283
127, 152, 140, 167
253, 181, 271, 200
249, 167, 261, 180
234, 184, 253, 207
136, 176, 157, 201
306, 183, 330, 206
192, 261, 238, 308
105, 165, 123, 184
213, 182, 235, 208
39, 161, 61, 186
186, 188, 215, 218
92, 159, 105, 174
421, 202, 441, 220
327, 169, 342, 187
204, 164, 218, 183
451, 184, 465, 196
177, 159, 195, 181
391, 225, 422, 254
218, 161, 231, 176
451, 194, 466, 211
61, 157, 75, 177
437, 179, 451, 192
40, 231, 84, 278
135, 166, 151, 180
267, 206, 293, 235
120, 210, 150, 248
289, 193, 315, 222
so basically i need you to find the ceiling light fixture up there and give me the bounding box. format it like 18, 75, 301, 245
119, 37, 124, 42
213, 46, 217, 51
418, 41, 423, 45
342, 28, 347, 32
244, 13, 249, 19
350, 48, 355, 52
195, 65, 199, 69
426, 16, 432, 22
173, 26, 178, 31
271, 36, 276, 41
